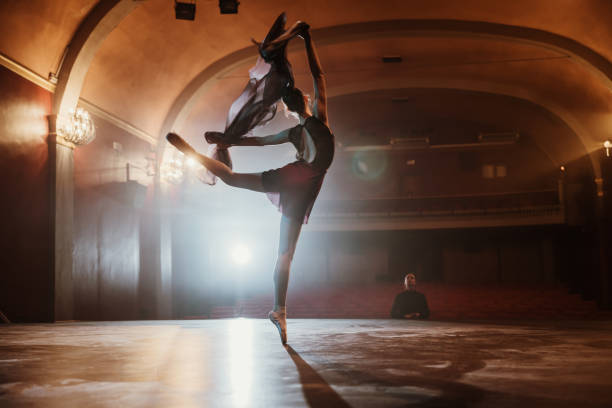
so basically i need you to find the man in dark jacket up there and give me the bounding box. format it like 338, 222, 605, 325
390, 273, 430, 319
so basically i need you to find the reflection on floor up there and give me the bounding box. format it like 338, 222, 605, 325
1, 319, 612, 407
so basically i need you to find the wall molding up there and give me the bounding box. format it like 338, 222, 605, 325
78, 98, 156, 145
0, 52, 56, 92
0, 52, 156, 146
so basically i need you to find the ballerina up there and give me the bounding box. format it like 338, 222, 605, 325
168, 23, 333, 344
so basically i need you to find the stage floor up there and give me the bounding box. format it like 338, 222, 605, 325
1, 319, 612, 407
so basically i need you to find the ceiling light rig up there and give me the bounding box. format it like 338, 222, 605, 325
219, 0, 239, 14
175, 0, 196, 21
57, 107, 96, 146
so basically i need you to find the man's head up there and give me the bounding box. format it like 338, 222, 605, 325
404, 273, 417, 291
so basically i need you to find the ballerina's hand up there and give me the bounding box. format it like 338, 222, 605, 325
204, 131, 225, 144
296, 22, 310, 38
205, 131, 231, 150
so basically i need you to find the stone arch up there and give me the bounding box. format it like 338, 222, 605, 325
53, 0, 141, 117
49, 0, 141, 321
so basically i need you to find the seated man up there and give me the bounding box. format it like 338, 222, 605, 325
390, 273, 430, 319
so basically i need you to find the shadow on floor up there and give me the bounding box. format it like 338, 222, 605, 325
285, 344, 351, 408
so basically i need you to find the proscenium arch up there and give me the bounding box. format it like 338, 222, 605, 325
158, 18, 612, 172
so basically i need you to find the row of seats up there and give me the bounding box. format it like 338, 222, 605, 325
201, 283, 610, 320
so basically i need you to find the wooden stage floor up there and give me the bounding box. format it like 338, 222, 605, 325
1, 319, 611, 407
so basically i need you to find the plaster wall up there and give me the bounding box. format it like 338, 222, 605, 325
0, 66, 52, 322
72, 114, 154, 320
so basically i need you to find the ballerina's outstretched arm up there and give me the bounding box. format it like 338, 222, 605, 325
302, 29, 328, 126
229, 128, 292, 147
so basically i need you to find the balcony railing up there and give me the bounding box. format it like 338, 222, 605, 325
315, 190, 561, 218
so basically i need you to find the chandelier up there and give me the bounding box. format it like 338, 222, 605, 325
160, 155, 185, 184
57, 107, 96, 146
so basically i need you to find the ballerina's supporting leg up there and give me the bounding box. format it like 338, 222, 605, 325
274, 215, 302, 310
269, 214, 302, 344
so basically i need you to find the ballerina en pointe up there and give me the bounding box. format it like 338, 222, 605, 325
268, 310, 287, 344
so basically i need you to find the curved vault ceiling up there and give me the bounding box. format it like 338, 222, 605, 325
1, 0, 612, 167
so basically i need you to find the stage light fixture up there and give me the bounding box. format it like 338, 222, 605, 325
175, 1, 196, 20
219, 0, 239, 14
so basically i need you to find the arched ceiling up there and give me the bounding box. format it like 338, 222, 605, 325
2, 0, 612, 169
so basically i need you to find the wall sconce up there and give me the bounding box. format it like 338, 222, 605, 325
160, 155, 185, 184
57, 107, 96, 146
604, 140, 611, 157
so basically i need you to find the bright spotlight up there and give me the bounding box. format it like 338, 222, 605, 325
604, 140, 611, 157
186, 157, 197, 168
231, 244, 251, 266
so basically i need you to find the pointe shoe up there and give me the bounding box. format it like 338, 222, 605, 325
268, 310, 287, 344
166, 132, 196, 156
